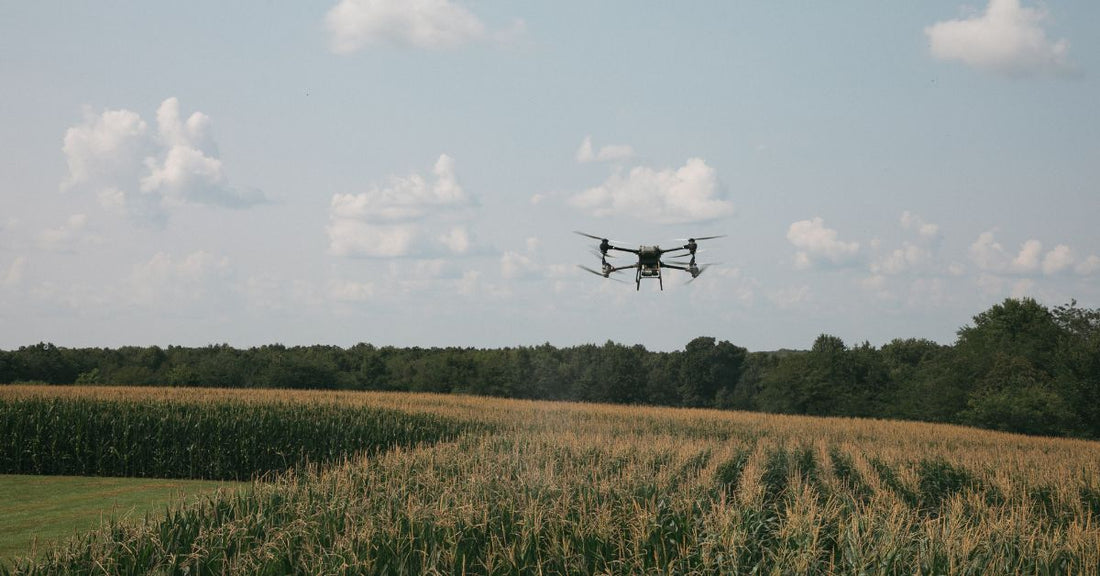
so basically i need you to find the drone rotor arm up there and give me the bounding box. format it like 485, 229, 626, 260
660, 262, 692, 273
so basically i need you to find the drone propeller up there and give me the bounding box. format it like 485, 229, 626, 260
575, 231, 634, 246
686, 263, 722, 283
590, 248, 617, 259
674, 235, 726, 242
577, 265, 626, 283
686, 264, 713, 284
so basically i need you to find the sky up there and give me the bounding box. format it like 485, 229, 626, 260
1, 0, 1098, 352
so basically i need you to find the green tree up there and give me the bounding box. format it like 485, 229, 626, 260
677, 337, 747, 408
955, 298, 1062, 377
959, 356, 1080, 436
1052, 300, 1100, 437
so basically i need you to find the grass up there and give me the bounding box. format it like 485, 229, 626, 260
0, 474, 237, 564
1, 384, 1099, 574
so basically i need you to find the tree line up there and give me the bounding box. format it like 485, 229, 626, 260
2, 298, 1097, 439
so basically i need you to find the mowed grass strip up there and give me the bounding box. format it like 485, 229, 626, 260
0, 474, 239, 564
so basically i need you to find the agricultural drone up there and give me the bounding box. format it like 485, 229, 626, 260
575, 231, 724, 291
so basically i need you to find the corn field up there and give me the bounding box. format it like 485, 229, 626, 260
2, 385, 1099, 574
0, 394, 478, 481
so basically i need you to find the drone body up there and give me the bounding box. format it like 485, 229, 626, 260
576, 232, 724, 290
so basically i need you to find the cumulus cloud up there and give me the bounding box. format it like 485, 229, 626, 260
969, 231, 1008, 271
326, 0, 493, 52
127, 251, 233, 307
787, 217, 860, 269
969, 230, 1098, 276
330, 155, 469, 222
62, 108, 149, 192
871, 212, 941, 276
1041, 244, 1074, 275
925, 0, 1071, 75
142, 98, 265, 209
576, 136, 635, 164
900, 211, 940, 240
328, 154, 477, 257
37, 214, 92, 253
872, 243, 930, 276
437, 226, 471, 254
61, 98, 264, 223
570, 158, 733, 223
1076, 255, 1100, 276
500, 237, 542, 280
1009, 239, 1043, 273
328, 221, 417, 258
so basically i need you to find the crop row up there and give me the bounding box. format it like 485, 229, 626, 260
10, 433, 1100, 573
3, 386, 1098, 574
0, 397, 480, 481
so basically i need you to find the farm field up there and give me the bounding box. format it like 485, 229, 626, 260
2, 384, 1099, 574
0, 475, 237, 564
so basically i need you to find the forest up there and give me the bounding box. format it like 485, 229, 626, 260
2, 297, 1097, 439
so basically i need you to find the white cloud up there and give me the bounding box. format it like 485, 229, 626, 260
2, 256, 26, 287
61, 108, 149, 192
871, 212, 939, 276
907, 277, 949, 308
457, 270, 481, 296
328, 221, 416, 258
969, 231, 1099, 278
328, 279, 376, 302
61, 98, 264, 223
900, 211, 940, 240
969, 230, 1008, 271
1010, 278, 1035, 298
1040, 244, 1073, 275
575, 136, 635, 164
141, 98, 265, 209
330, 155, 470, 222
872, 243, 929, 275
570, 158, 733, 223
1008, 239, 1042, 273
326, 0, 488, 53
969, 232, 1043, 273
787, 217, 860, 269
1076, 255, 1100, 276
328, 154, 476, 257
37, 214, 92, 253
925, 0, 1071, 75
127, 251, 233, 308
438, 226, 471, 254
770, 285, 810, 309
501, 237, 541, 280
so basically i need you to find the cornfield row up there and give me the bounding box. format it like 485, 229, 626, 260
0, 396, 479, 481
2, 385, 1099, 574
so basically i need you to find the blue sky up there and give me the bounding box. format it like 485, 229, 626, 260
1, 0, 1098, 351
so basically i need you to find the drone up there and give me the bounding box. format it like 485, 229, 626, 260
575, 231, 724, 290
